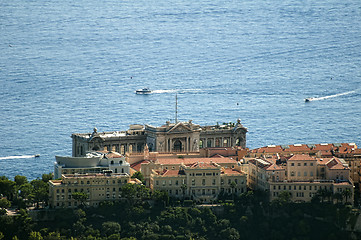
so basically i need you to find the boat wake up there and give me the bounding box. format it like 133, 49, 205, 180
305, 90, 356, 102
0, 155, 39, 160
152, 89, 203, 94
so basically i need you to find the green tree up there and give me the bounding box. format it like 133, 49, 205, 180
41, 173, 53, 183
333, 192, 343, 204
0, 198, 11, 215
272, 191, 291, 207
14, 176, 28, 186
29, 231, 43, 240
180, 184, 187, 200
342, 189, 352, 203
131, 172, 144, 182
219, 227, 240, 240
13, 209, 33, 239
72, 192, 89, 207
102, 221, 121, 237
153, 190, 169, 207
121, 183, 150, 206
0, 178, 15, 201
230, 181, 237, 200
30, 179, 49, 208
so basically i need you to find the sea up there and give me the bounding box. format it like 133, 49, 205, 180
1, 0, 361, 180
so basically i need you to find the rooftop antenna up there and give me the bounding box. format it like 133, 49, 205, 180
175, 93, 178, 123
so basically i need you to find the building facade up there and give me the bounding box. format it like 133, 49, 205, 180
49, 172, 137, 208
150, 162, 247, 203
54, 151, 130, 179
71, 119, 247, 157
249, 143, 361, 190
248, 154, 354, 203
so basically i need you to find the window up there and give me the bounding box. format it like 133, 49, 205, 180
310, 163, 313, 166
202, 179, 206, 186
310, 171, 313, 176
298, 172, 301, 176
304, 172, 307, 176
304, 163, 307, 166
291, 163, 294, 166
169, 180, 172, 186
212, 179, 216, 185
192, 179, 195, 186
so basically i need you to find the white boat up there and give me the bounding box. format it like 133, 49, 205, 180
135, 88, 152, 94
305, 97, 314, 102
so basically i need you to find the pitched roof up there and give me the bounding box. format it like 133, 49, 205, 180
222, 168, 244, 175
326, 157, 350, 170
288, 154, 316, 161
189, 162, 219, 169
130, 160, 149, 172
156, 157, 237, 165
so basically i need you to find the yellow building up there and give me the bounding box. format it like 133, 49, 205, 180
150, 161, 247, 203
49, 172, 138, 208
248, 154, 354, 203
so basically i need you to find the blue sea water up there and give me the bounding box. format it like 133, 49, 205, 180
1, 0, 361, 180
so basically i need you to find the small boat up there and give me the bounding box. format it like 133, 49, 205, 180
305, 97, 314, 102
135, 88, 152, 94
34, 154, 40, 158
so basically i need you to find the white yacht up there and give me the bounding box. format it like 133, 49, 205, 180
135, 88, 152, 94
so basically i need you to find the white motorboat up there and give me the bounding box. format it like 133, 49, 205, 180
135, 88, 152, 94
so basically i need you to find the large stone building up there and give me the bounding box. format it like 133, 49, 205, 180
49, 172, 140, 208
150, 162, 247, 203
249, 143, 360, 185
71, 119, 247, 157
248, 154, 354, 203
54, 151, 130, 179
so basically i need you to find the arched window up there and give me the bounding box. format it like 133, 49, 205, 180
174, 140, 182, 152
223, 139, 228, 147
199, 140, 203, 149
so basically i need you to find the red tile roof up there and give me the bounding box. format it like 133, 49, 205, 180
326, 157, 350, 170
156, 157, 237, 165
130, 160, 149, 172
162, 169, 182, 176
250, 143, 358, 157
222, 168, 244, 175
288, 154, 316, 161
189, 162, 219, 169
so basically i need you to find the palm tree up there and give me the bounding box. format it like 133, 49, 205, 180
342, 189, 352, 203
333, 192, 343, 204
230, 181, 237, 200
181, 184, 187, 200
